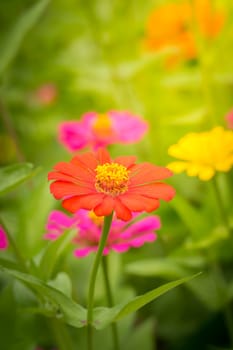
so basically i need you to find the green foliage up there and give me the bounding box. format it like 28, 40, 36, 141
0, 266, 200, 332
91, 273, 201, 329
125, 257, 203, 279
38, 228, 77, 281
0, 266, 87, 328
0, 0, 50, 75
0, 162, 38, 194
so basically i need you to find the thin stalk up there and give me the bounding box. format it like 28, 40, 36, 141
189, 0, 217, 126
102, 255, 120, 350
87, 212, 114, 350
212, 177, 231, 233
49, 318, 74, 350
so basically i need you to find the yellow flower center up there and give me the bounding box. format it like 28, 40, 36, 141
92, 114, 113, 137
95, 163, 129, 196
88, 211, 104, 226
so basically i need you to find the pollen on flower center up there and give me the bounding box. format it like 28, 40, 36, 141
95, 163, 129, 196
88, 211, 104, 226
92, 114, 113, 137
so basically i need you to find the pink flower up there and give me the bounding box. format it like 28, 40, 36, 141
0, 226, 8, 250
34, 83, 57, 106
58, 111, 148, 151
225, 109, 233, 129
44, 210, 160, 258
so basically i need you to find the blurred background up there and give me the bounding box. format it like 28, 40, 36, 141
0, 0, 233, 349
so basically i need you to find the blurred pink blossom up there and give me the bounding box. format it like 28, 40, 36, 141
0, 226, 8, 250
225, 109, 233, 129
34, 83, 57, 105
45, 210, 160, 258
58, 111, 148, 151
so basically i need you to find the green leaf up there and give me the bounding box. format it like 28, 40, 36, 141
162, 108, 206, 126
187, 269, 228, 310
39, 228, 77, 281
161, 72, 201, 88
126, 257, 205, 279
124, 319, 155, 350
0, 163, 38, 195
18, 178, 54, 258
48, 272, 73, 298
170, 193, 207, 238
0, 257, 24, 271
0, 0, 50, 75
0, 266, 87, 328
125, 258, 191, 279
93, 273, 201, 329
184, 225, 228, 251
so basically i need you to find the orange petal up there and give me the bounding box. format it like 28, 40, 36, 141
114, 198, 132, 221
96, 148, 111, 164
93, 196, 115, 217
114, 155, 137, 169
71, 152, 98, 172
48, 171, 87, 183
53, 162, 77, 175
53, 162, 94, 182
130, 163, 173, 184
120, 193, 160, 212
62, 194, 103, 213
139, 197, 160, 212
129, 183, 175, 201
50, 181, 94, 199
119, 194, 146, 211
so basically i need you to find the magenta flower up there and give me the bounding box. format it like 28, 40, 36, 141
58, 111, 148, 151
225, 109, 233, 129
0, 226, 8, 250
45, 210, 160, 258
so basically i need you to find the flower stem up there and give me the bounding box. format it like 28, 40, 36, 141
211, 177, 231, 234
87, 212, 114, 350
189, 0, 217, 126
49, 318, 75, 350
102, 255, 120, 350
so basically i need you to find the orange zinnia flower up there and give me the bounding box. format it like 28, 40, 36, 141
48, 149, 175, 221
144, 0, 225, 64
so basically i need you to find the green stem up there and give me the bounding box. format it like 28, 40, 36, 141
49, 318, 74, 350
212, 177, 231, 234
102, 255, 120, 350
189, 0, 217, 126
87, 212, 114, 350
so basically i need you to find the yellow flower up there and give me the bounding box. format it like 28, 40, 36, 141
167, 127, 233, 181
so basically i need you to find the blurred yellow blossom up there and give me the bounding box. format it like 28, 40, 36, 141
167, 127, 233, 181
